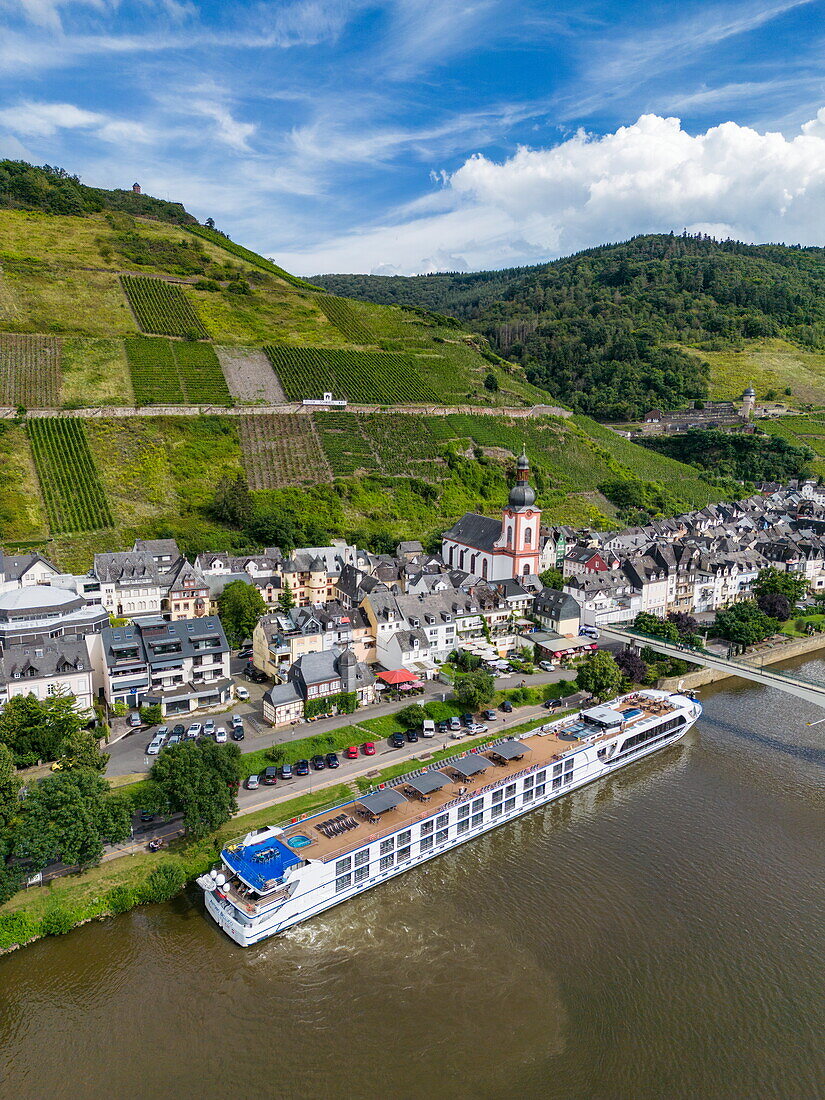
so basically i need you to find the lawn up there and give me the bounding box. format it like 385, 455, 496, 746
681, 339, 825, 407
61, 338, 134, 407
0, 422, 48, 541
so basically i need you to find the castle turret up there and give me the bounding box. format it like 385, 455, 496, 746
741, 385, 756, 419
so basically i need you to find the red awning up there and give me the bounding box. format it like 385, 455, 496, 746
378, 669, 420, 685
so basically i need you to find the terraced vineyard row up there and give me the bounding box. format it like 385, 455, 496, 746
125, 337, 231, 405
316, 295, 373, 343
264, 345, 438, 403
121, 275, 209, 339
314, 411, 377, 475
0, 334, 61, 406
356, 414, 446, 477
27, 418, 114, 532
184, 225, 319, 290
238, 414, 331, 489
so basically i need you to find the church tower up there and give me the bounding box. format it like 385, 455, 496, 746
495, 449, 541, 576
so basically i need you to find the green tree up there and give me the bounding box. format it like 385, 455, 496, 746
396, 704, 428, 729
634, 611, 680, 643
714, 601, 777, 646
14, 771, 130, 872
753, 566, 807, 604
212, 474, 252, 527
454, 669, 495, 710
139, 703, 163, 727
539, 567, 564, 590
575, 650, 624, 701
0, 690, 90, 767
278, 579, 295, 612
54, 728, 109, 773
483, 372, 499, 392
218, 579, 266, 647
0, 742, 21, 830
150, 741, 240, 839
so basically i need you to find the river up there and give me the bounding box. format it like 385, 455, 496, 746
1, 662, 823, 1100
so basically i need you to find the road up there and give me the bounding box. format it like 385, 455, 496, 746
105, 665, 578, 779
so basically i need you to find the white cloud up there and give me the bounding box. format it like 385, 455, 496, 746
273, 111, 825, 274
0, 100, 149, 143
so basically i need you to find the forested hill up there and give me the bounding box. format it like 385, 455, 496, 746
314, 235, 825, 419
0, 160, 197, 225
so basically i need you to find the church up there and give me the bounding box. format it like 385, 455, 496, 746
441, 451, 542, 581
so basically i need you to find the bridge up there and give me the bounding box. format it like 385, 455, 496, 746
597, 624, 825, 709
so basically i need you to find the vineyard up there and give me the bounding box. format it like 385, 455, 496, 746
0, 334, 61, 406
264, 345, 438, 403
121, 275, 209, 338
316, 295, 373, 343
184, 225, 319, 290
314, 411, 377, 475
27, 418, 114, 532
238, 414, 331, 489
125, 337, 231, 405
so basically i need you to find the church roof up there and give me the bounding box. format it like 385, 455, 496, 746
442, 514, 502, 552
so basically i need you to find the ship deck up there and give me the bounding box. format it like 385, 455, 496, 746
277, 693, 677, 863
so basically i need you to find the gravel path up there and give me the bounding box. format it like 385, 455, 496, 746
216, 345, 286, 403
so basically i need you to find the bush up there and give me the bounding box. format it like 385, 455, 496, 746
141, 860, 187, 903
0, 910, 39, 949
40, 901, 76, 936
106, 884, 138, 915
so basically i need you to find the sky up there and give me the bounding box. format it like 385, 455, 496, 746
1, 0, 824, 274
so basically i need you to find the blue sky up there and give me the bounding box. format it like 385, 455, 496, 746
1, 0, 824, 273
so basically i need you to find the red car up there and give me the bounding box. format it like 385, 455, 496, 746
344, 745, 358, 759
361, 742, 376, 756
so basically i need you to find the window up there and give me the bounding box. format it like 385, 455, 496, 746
505, 783, 516, 797
552, 775, 563, 790
354, 850, 369, 867
492, 790, 503, 804
380, 838, 394, 856
436, 814, 448, 829
523, 788, 534, 803
524, 774, 534, 789
420, 820, 434, 836
354, 865, 369, 883
436, 828, 449, 845
536, 770, 547, 783
397, 846, 411, 863
457, 819, 470, 835
553, 763, 563, 777
335, 856, 352, 875
504, 797, 516, 812
420, 834, 434, 852
458, 804, 470, 820
379, 854, 394, 871
564, 759, 574, 772
471, 812, 484, 828
471, 798, 484, 813
398, 830, 411, 846
491, 803, 503, 819
525, 526, 532, 546
506, 525, 513, 546
535, 784, 546, 797
335, 874, 352, 893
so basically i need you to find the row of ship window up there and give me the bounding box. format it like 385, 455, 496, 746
333, 760, 577, 892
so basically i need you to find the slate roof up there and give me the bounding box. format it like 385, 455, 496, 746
442, 513, 502, 552
1, 638, 90, 681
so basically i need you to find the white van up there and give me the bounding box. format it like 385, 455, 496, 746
580, 625, 599, 639
422, 720, 436, 738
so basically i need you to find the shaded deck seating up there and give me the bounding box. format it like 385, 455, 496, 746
314, 814, 358, 840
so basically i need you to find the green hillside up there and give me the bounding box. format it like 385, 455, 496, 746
313, 234, 825, 419
0, 164, 742, 567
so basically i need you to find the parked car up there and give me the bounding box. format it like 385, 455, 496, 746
295, 759, 310, 776
422, 720, 436, 738
436, 721, 449, 734
482, 710, 497, 721
344, 745, 359, 759
214, 726, 227, 743
500, 701, 513, 713
231, 724, 245, 741
171, 723, 185, 738
278, 763, 293, 780
448, 716, 462, 731
203, 718, 215, 737
390, 732, 406, 748
580, 625, 599, 639
237, 648, 252, 659
466, 722, 488, 734
543, 698, 562, 710
146, 736, 163, 756
247, 669, 268, 684
235, 686, 250, 701
245, 774, 260, 790
539, 661, 556, 673
231, 713, 244, 727
311, 754, 326, 770
128, 710, 142, 728
406, 729, 419, 743
167, 732, 182, 746
461, 713, 475, 727
361, 742, 376, 756
326, 752, 340, 769
262, 767, 278, 785
186, 722, 202, 740
155, 726, 169, 741
139, 810, 155, 823
450, 728, 465, 740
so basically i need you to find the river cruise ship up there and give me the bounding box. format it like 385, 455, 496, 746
198, 689, 701, 946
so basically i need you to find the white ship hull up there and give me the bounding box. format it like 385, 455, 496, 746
202, 691, 700, 947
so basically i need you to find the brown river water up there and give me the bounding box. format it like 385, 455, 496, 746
1, 661, 823, 1100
